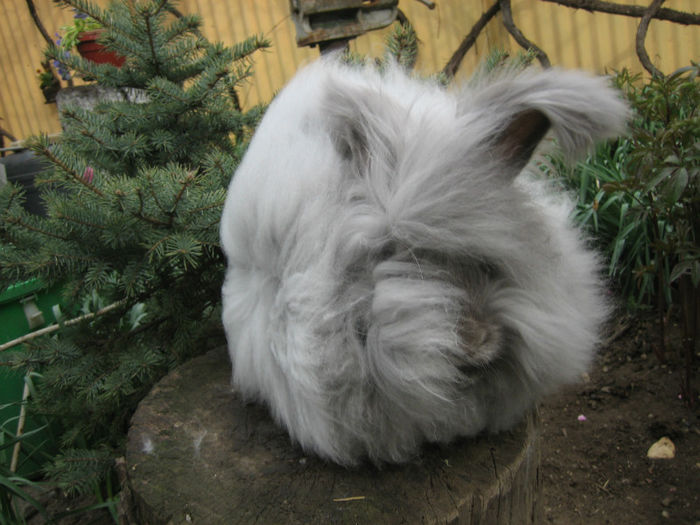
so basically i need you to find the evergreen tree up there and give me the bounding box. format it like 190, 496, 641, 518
0, 0, 268, 493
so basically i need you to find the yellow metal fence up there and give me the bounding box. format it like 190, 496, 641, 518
1, 0, 698, 142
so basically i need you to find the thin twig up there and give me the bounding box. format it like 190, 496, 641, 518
500, 0, 551, 67
24, 0, 53, 47
0, 121, 18, 143
541, 0, 699, 25
0, 301, 125, 353
168, 172, 195, 226
442, 1, 500, 79
412, 0, 436, 9
636, 0, 665, 78
10, 381, 31, 473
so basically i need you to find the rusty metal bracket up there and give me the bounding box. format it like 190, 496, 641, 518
290, 0, 399, 48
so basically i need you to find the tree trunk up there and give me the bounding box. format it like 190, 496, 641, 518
123, 348, 543, 524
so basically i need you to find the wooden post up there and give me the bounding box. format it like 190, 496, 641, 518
124, 348, 542, 524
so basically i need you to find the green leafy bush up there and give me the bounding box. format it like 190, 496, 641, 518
552, 66, 698, 307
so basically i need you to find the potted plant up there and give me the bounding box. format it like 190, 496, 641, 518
75, 30, 125, 67
57, 9, 125, 67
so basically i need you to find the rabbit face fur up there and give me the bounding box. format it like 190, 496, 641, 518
220, 58, 629, 465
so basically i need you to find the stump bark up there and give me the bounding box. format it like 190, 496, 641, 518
124, 348, 542, 524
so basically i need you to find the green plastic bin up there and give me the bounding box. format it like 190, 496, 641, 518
0, 278, 63, 476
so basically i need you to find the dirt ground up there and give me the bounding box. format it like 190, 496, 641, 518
540, 313, 700, 525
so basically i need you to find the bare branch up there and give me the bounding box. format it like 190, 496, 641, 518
0, 301, 126, 353
442, 1, 500, 79
500, 0, 551, 67
636, 0, 666, 77
0, 123, 17, 143
412, 0, 436, 9
24, 0, 70, 88
24, 0, 54, 48
541, 0, 700, 25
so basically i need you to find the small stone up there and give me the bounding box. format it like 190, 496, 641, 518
602, 366, 609, 373
647, 437, 676, 459
661, 496, 672, 507
661, 510, 670, 519
641, 353, 647, 360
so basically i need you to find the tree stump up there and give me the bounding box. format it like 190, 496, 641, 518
124, 348, 542, 524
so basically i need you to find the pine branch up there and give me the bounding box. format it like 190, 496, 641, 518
54, 0, 110, 30
30, 138, 105, 197
168, 172, 195, 225
143, 11, 163, 77
135, 189, 169, 226
385, 21, 418, 70
4, 216, 69, 241
151, 0, 169, 17
54, 211, 107, 230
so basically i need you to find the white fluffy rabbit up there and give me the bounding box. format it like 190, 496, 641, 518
220, 58, 629, 465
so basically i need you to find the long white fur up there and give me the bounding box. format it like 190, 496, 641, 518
220, 58, 629, 465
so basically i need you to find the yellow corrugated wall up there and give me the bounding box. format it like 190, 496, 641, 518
1, 0, 698, 142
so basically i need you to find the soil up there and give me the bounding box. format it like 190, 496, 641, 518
24, 314, 700, 525
540, 313, 700, 525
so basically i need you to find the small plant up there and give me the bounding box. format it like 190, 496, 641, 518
57, 9, 102, 52
36, 69, 55, 90
49, 9, 102, 80
36, 68, 61, 103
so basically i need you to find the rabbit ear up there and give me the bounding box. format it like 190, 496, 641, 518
491, 108, 551, 173
466, 68, 630, 175
322, 75, 401, 175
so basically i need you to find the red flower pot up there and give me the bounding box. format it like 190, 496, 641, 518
77, 30, 125, 67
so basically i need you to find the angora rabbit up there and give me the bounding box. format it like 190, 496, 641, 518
220, 57, 628, 465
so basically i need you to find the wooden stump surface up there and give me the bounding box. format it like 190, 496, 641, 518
124, 348, 542, 524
